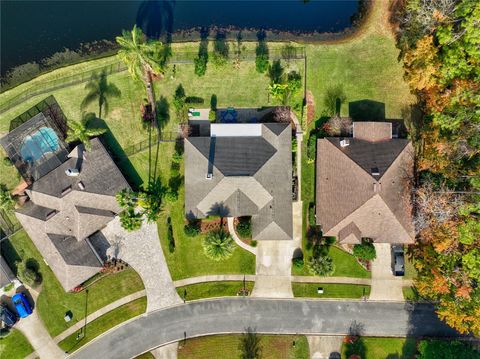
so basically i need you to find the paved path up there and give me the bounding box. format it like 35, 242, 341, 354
101, 217, 182, 312
68, 298, 459, 359
307, 336, 342, 359
227, 217, 257, 255
53, 290, 146, 343
150, 343, 178, 359
370, 244, 404, 301
15, 291, 65, 359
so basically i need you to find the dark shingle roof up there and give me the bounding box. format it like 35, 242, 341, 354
189, 136, 276, 176
47, 234, 101, 267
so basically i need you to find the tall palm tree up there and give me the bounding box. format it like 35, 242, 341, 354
116, 25, 169, 110
65, 113, 106, 151
81, 70, 121, 119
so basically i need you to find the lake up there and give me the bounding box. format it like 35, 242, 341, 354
1, 0, 358, 76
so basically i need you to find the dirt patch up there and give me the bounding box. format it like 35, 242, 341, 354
199, 218, 228, 234
305, 90, 315, 128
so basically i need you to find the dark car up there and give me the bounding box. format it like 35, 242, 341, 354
0, 304, 18, 327
392, 245, 405, 276
12, 293, 33, 318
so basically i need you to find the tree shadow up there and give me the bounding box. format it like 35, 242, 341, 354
88, 117, 143, 190
348, 99, 386, 121
208, 202, 230, 218
136, 0, 175, 41
344, 321, 366, 359
156, 96, 170, 131
0, 239, 21, 273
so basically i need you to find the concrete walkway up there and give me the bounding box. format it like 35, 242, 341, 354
53, 290, 146, 343
307, 336, 342, 359
101, 217, 182, 312
227, 217, 257, 255
16, 291, 66, 359
370, 243, 405, 301
150, 343, 178, 359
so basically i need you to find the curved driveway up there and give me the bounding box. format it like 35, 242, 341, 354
69, 298, 458, 359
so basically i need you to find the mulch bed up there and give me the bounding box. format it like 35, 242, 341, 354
199, 218, 228, 234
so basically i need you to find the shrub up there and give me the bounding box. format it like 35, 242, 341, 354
256, 54, 269, 74
119, 209, 142, 232
2, 157, 12, 166
236, 217, 252, 239
184, 220, 201, 237
17, 259, 41, 286
353, 239, 376, 261
0, 184, 15, 211
210, 94, 218, 111
3, 62, 40, 88
164, 190, 178, 203
194, 55, 207, 76
251, 240, 258, 247
292, 257, 304, 269
308, 203, 316, 227
167, 218, 175, 253
202, 229, 235, 261
185, 96, 204, 105
308, 255, 335, 276
307, 132, 317, 163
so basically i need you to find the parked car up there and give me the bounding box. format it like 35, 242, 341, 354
392, 245, 405, 276
0, 304, 17, 327
12, 293, 32, 318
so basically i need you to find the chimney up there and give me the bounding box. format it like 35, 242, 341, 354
340, 139, 350, 148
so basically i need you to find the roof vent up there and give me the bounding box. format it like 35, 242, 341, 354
78, 181, 85, 190
340, 139, 350, 147
65, 168, 79, 177
46, 210, 57, 220
61, 186, 72, 196
371, 167, 380, 176
206, 173, 213, 180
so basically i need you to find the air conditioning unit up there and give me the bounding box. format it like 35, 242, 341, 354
340, 139, 350, 147
65, 168, 79, 177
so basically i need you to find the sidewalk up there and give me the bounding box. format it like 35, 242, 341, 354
227, 217, 257, 255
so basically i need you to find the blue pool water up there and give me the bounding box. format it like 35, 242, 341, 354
20, 127, 60, 162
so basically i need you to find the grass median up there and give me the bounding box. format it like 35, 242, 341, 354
59, 296, 147, 353
176, 281, 255, 301
292, 283, 370, 299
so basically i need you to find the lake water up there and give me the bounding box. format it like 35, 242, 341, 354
1, 0, 358, 75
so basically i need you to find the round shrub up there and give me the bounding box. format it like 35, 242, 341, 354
353, 240, 376, 261
292, 257, 304, 269
184, 221, 201, 237
202, 229, 235, 261
236, 217, 252, 239
308, 255, 335, 276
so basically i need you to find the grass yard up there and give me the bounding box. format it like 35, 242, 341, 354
176, 281, 254, 301
59, 297, 146, 353
0, 230, 144, 337
178, 334, 309, 359
0, 329, 34, 359
342, 337, 417, 359
292, 283, 370, 299
293, 245, 370, 278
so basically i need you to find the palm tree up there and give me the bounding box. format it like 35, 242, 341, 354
81, 70, 121, 118
202, 229, 235, 261
116, 25, 169, 111
65, 113, 106, 151
240, 328, 262, 359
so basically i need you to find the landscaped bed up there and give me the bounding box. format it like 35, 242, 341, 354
176, 281, 254, 301
0, 230, 145, 337
0, 329, 34, 359
58, 296, 147, 353
178, 334, 309, 359
292, 283, 370, 299
342, 337, 417, 359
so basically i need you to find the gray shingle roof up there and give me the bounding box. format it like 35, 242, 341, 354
185, 122, 292, 241
48, 234, 101, 267
316, 132, 414, 244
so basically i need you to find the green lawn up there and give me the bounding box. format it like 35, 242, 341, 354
176, 281, 254, 301
403, 286, 423, 302
178, 334, 309, 359
0, 329, 34, 359
292, 283, 370, 299
342, 337, 417, 359
0, 230, 144, 337
293, 245, 371, 278
59, 297, 146, 353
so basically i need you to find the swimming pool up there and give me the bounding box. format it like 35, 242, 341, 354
20, 127, 60, 162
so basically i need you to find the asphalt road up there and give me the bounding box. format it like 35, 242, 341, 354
68, 298, 458, 359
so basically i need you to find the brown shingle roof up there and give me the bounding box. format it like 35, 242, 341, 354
316, 135, 414, 244
353, 122, 392, 142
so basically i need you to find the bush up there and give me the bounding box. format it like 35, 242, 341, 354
202, 229, 235, 261
251, 240, 258, 247
194, 55, 207, 76
418, 340, 480, 359
167, 218, 175, 253
308, 203, 316, 227
184, 220, 201, 237
185, 96, 204, 105
119, 209, 142, 232
236, 217, 252, 239
307, 133, 317, 163
210, 94, 218, 111
353, 239, 376, 261
293, 257, 304, 269
17, 259, 41, 286
3, 62, 40, 88
308, 255, 335, 276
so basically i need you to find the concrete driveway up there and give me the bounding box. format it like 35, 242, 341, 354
68, 298, 459, 359
370, 243, 404, 301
